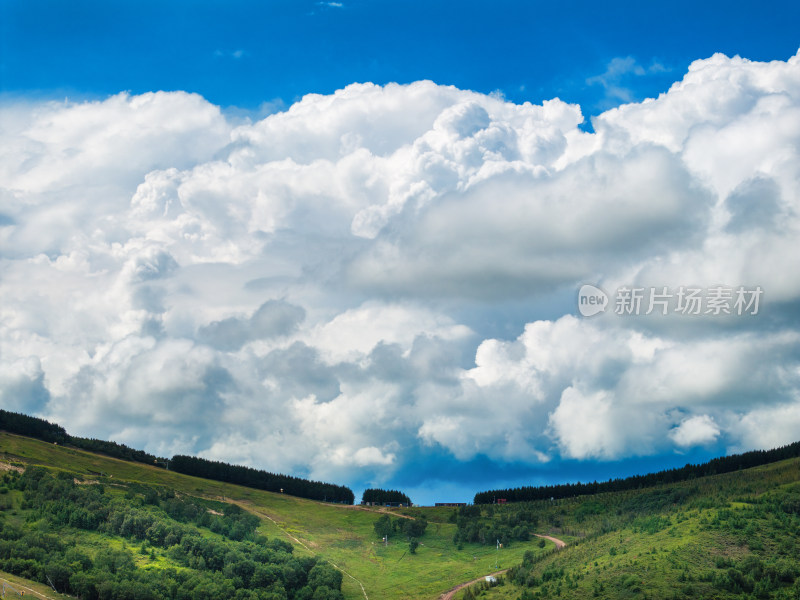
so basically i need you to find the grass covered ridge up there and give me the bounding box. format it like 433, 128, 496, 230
453, 458, 800, 599
4, 431, 800, 600
0, 433, 553, 600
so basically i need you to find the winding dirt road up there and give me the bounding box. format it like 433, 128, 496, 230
437, 569, 510, 600
533, 533, 566, 549
1, 577, 61, 600
437, 534, 567, 600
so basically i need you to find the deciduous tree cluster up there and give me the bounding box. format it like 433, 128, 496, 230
0, 468, 345, 600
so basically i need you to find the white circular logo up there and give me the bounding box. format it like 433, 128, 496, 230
578, 284, 608, 317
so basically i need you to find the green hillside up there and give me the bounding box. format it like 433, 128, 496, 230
0, 433, 553, 600
453, 457, 800, 600
4, 431, 800, 600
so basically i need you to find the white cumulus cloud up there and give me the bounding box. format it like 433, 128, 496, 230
670, 415, 721, 448
2, 50, 800, 493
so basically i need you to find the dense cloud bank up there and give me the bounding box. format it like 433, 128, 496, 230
2, 51, 800, 491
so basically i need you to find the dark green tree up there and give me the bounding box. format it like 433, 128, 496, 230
402, 517, 428, 539
373, 515, 392, 539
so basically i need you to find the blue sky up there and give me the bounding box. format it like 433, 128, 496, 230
1, 1, 800, 506
4, 0, 799, 113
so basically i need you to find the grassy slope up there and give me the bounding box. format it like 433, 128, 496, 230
459, 458, 800, 599
0, 571, 75, 600
9, 431, 799, 600
0, 433, 552, 600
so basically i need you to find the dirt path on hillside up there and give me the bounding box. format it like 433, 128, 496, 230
437, 534, 567, 600
1, 576, 63, 600
342, 504, 415, 519
316, 500, 412, 516
534, 534, 566, 549
437, 570, 509, 600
